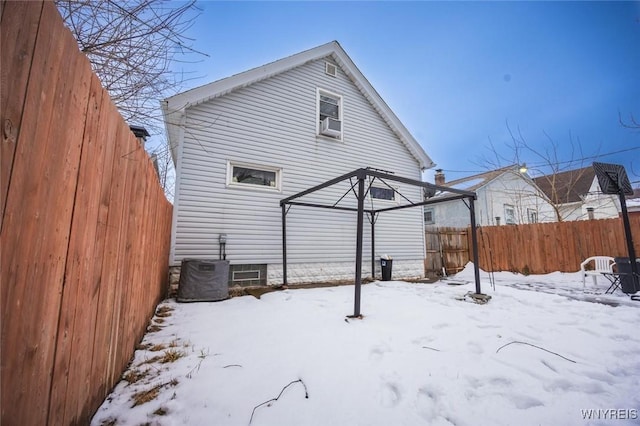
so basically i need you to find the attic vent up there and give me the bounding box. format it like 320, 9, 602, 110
325, 62, 337, 77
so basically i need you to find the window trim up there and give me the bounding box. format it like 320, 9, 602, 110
226, 161, 282, 192
316, 88, 343, 141
527, 208, 538, 224
232, 270, 261, 282
369, 185, 397, 202
504, 204, 516, 225
324, 61, 337, 77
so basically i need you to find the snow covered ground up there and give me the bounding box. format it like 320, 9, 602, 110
92, 265, 640, 426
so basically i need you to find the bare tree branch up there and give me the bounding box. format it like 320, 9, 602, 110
619, 111, 640, 131
476, 123, 618, 222
55, 0, 207, 200
55, 0, 206, 133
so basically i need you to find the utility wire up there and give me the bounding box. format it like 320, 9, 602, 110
439, 146, 640, 174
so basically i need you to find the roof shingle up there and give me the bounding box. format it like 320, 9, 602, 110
533, 167, 595, 204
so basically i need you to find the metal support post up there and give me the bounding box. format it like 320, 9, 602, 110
370, 212, 376, 279
281, 203, 288, 286
353, 175, 365, 317
618, 192, 639, 291
469, 197, 482, 294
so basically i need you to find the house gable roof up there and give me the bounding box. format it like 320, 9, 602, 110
533, 167, 596, 204
440, 165, 524, 192
162, 41, 434, 170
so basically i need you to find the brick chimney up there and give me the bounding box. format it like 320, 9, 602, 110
129, 125, 150, 150
434, 169, 445, 186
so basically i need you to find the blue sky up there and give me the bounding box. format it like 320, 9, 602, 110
170, 1, 640, 185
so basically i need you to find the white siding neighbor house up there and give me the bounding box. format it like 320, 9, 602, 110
533, 167, 620, 221
426, 166, 556, 227
162, 41, 435, 286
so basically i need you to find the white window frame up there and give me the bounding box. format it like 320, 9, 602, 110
527, 208, 538, 224
226, 161, 282, 192
232, 270, 261, 282
324, 61, 337, 77
316, 88, 343, 140
422, 207, 436, 225
424, 207, 435, 225
504, 204, 516, 225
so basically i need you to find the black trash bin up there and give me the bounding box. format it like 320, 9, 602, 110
380, 257, 393, 281
615, 257, 640, 294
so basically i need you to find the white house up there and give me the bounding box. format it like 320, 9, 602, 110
533, 167, 620, 221
162, 41, 435, 286
425, 166, 556, 227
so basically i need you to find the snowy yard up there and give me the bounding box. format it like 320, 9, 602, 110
92, 265, 640, 426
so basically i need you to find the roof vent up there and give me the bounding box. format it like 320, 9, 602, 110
325, 61, 337, 77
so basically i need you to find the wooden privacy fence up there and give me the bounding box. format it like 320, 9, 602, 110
1, 2, 173, 425
475, 216, 640, 274
425, 226, 469, 276
426, 217, 640, 276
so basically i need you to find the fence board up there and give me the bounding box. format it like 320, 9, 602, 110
46, 24, 92, 426
114, 143, 139, 381
0, 1, 42, 229
425, 227, 444, 275
66, 74, 107, 424
88, 93, 121, 407
48, 51, 98, 424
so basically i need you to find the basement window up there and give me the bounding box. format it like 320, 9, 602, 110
232, 270, 260, 281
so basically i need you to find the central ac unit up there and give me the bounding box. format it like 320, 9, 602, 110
321, 117, 341, 137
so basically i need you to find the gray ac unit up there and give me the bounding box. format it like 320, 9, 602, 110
177, 259, 229, 302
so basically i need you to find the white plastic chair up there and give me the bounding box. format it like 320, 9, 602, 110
580, 256, 615, 287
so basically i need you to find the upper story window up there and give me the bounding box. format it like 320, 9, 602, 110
504, 204, 516, 224
317, 89, 342, 140
370, 186, 395, 201
227, 161, 281, 191
527, 209, 538, 223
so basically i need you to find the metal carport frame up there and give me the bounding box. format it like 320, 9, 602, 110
280, 168, 482, 317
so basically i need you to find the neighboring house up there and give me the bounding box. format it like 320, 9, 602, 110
425, 166, 556, 227
623, 188, 640, 217
533, 167, 620, 221
162, 41, 435, 286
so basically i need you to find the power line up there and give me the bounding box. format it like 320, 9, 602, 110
438, 146, 640, 175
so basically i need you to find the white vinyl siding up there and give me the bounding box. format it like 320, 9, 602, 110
171, 58, 424, 269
